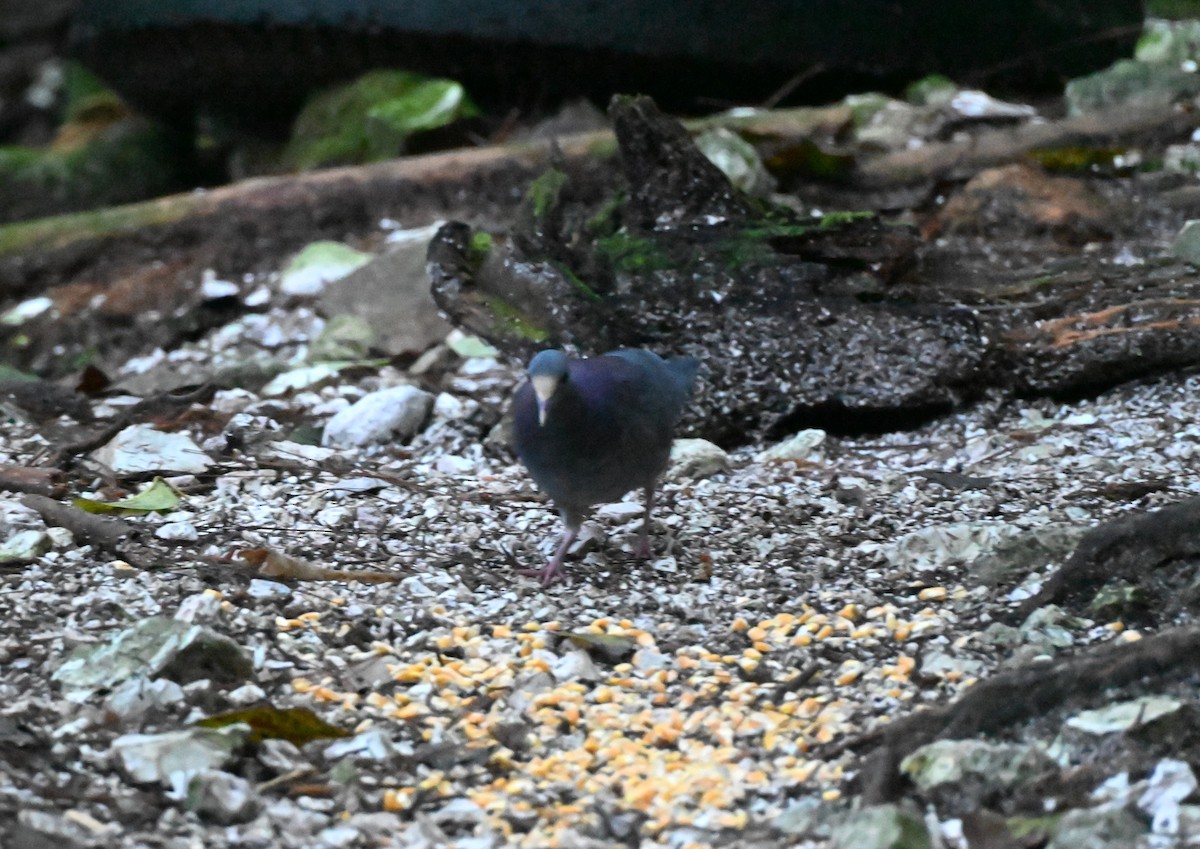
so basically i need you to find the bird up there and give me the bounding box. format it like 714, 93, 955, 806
513, 348, 698, 585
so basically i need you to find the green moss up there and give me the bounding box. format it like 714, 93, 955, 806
713, 212, 873, 269
0, 125, 183, 224
1028, 146, 1129, 173
595, 230, 672, 273
553, 263, 603, 302
483, 296, 549, 342
0, 147, 43, 171
0, 192, 200, 256
525, 167, 569, 220
718, 223, 796, 268
584, 191, 625, 238
735, 211, 873, 240
468, 230, 494, 267
469, 230, 494, 253
817, 209, 874, 228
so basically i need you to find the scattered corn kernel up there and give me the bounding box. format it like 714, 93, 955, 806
382, 788, 414, 811
835, 668, 862, 686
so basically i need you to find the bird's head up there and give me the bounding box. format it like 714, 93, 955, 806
527, 349, 569, 426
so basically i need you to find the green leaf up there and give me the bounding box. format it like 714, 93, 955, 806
367, 79, 477, 136
446, 332, 499, 359
74, 477, 181, 514
285, 70, 476, 169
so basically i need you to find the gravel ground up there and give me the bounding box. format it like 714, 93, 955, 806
2, 299, 1199, 847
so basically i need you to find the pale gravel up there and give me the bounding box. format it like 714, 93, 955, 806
2, 332, 1199, 848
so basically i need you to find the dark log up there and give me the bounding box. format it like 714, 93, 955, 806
839, 624, 1200, 802
0, 464, 66, 498
0, 106, 850, 298
1012, 497, 1200, 623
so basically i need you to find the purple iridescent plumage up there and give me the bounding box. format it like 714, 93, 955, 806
513, 348, 698, 585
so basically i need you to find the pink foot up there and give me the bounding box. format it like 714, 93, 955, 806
519, 525, 576, 587
518, 559, 566, 586
633, 532, 652, 560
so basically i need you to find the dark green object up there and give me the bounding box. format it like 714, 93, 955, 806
284, 70, 477, 169
0, 63, 184, 223
196, 705, 350, 746
525, 168, 569, 221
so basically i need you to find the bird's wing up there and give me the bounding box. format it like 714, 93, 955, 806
604, 349, 696, 421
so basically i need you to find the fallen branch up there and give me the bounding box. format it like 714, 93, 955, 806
21, 493, 170, 572
834, 623, 1200, 803
856, 103, 1196, 187
0, 105, 849, 296
21, 493, 135, 551
0, 464, 66, 497
1012, 496, 1200, 622
44, 383, 215, 469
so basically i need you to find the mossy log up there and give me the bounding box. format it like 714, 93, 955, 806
0, 105, 850, 298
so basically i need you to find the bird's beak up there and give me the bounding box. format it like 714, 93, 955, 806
532, 375, 558, 426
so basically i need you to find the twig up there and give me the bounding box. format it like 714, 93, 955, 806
20, 494, 135, 551
44, 383, 216, 469
0, 464, 66, 497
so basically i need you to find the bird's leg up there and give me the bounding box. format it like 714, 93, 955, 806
634, 485, 656, 560
520, 521, 579, 586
